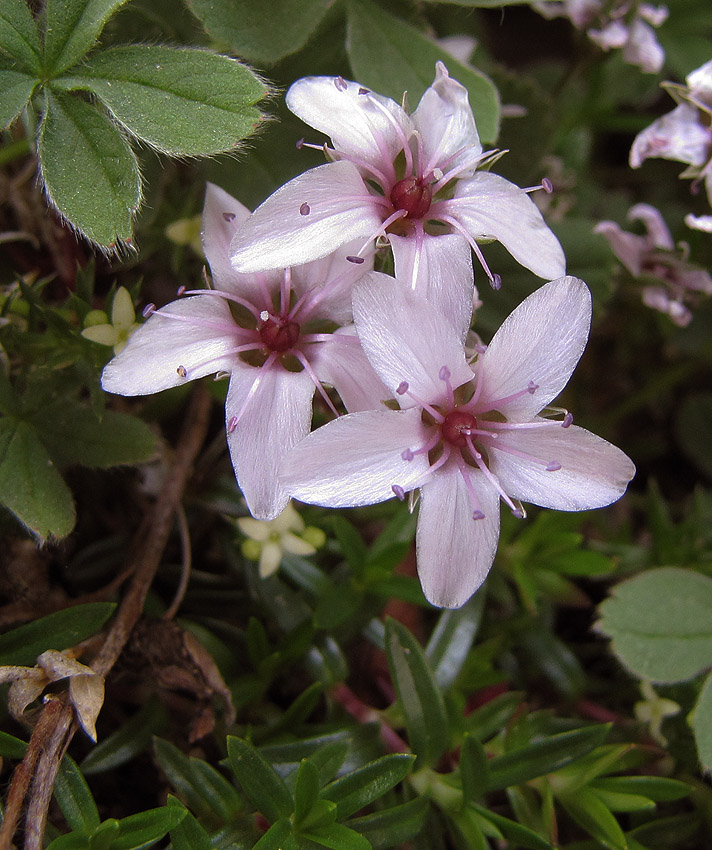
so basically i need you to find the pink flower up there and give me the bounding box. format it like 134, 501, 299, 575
229, 63, 564, 332
595, 203, 712, 326
101, 183, 386, 520
630, 60, 712, 204
281, 276, 634, 608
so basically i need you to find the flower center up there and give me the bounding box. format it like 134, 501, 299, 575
441, 410, 477, 448
258, 313, 300, 353
389, 176, 432, 219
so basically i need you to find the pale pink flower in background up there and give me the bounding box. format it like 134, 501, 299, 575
685, 213, 712, 233
535, 0, 667, 73
595, 203, 712, 326
229, 63, 564, 334
630, 60, 712, 204
102, 183, 386, 521
281, 275, 634, 609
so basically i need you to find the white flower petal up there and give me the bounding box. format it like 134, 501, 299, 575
594, 221, 646, 275
389, 231, 475, 342
227, 364, 315, 521
488, 421, 635, 511
685, 213, 712, 233
229, 162, 383, 272
286, 76, 411, 175
630, 104, 710, 169
308, 328, 391, 413
111, 287, 136, 329
282, 532, 317, 556
588, 20, 628, 50
82, 324, 119, 347
413, 62, 483, 178
101, 296, 240, 396
476, 277, 591, 420
416, 462, 500, 608
281, 408, 431, 507
623, 19, 665, 73
352, 274, 473, 405
236, 516, 272, 542
686, 59, 712, 100
259, 543, 283, 578
627, 203, 675, 250
202, 183, 252, 290
445, 171, 566, 280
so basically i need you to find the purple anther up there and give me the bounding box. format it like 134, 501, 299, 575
396, 381, 409, 395
358, 87, 369, 95
527, 381, 539, 394
176, 285, 187, 297
472, 510, 485, 521
475, 343, 488, 354
511, 508, 525, 519
142, 303, 156, 318
392, 484, 406, 501
562, 412, 574, 428
222, 212, 236, 222
334, 76, 348, 91
546, 461, 562, 472
439, 365, 451, 381
401, 448, 414, 461
542, 177, 554, 194
491, 273, 502, 291
296, 137, 305, 149
299, 202, 310, 216
346, 255, 365, 264
177, 365, 187, 378
227, 416, 238, 434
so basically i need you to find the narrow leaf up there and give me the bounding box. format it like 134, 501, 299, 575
426, 594, 484, 690
463, 692, 523, 742
385, 618, 449, 768
0, 67, 37, 129
112, 806, 187, 850
0, 417, 75, 540
0, 730, 28, 758
487, 725, 611, 791
557, 788, 627, 850
302, 822, 371, 850
186, 0, 329, 65
322, 754, 416, 819
187, 758, 243, 822
165, 798, 211, 850
0, 603, 115, 666
347, 797, 429, 850
591, 775, 690, 803
153, 738, 215, 819
253, 820, 297, 850
294, 759, 321, 827
81, 699, 166, 775
471, 804, 554, 850
460, 734, 489, 804
0, 0, 42, 73
54, 756, 101, 835
57, 45, 267, 155
38, 89, 140, 248
227, 736, 293, 823
42, 0, 130, 75
346, 0, 499, 144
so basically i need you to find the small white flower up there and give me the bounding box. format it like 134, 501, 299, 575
82, 287, 139, 353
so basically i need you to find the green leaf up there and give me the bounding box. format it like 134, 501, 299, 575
186, 0, 329, 65
227, 736, 293, 823
0, 417, 76, 540
57, 45, 267, 156
253, 819, 297, 850
90, 819, 120, 850
38, 89, 140, 248
35, 405, 157, 470
165, 798, 211, 850
0, 0, 42, 72
0, 67, 37, 129
557, 788, 627, 850
42, 0, 130, 76
346, 0, 499, 145
153, 739, 216, 819
463, 692, 523, 742
0, 603, 115, 666
294, 759, 321, 827
486, 725, 611, 791
691, 670, 712, 771
597, 567, 712, 682
186, 758, 243, 822
384, 618, 449, 768
591, 775, 690, 803
425, 594, 484, 690
347, 797, 428, 850
0, 731, 28, 758
112, 807, 187, 850
302, 822, 371, 850
676, 393, 712, 478
81, 699, 166, 775
54, 757, 101, 835
46, 835, 90, 850
322, 754, 416, 819
332, 515, 368, 574
460, 734, 489, 804
470, 804, 554, 850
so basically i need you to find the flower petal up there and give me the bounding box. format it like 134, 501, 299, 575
389, 231, 475, 342
101, 296, 241, 395
443, 171, 566, 280
413, 62, 483, 178
593, 220, 646, 276
286, 75, 410, 178
229, 162, 384, 272
202, 183, 251, 288
416, 461, 500, 609
627, 203, 675, 250
281, 408, 431, 507
308, 327, 391, 413
353, 273, 473, 406
622, 18, 664, 74
476, 276, 591, 420
630, 104, 710, 169
488, 421, 635, 511
227, 364, 315, 521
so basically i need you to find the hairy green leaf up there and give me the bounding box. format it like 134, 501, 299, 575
57, 45, 267, 155
38, 89, 140, 248
691, 671, 712, 771
42, 0, 130, 75
0, 67, 37, 129
0, 0, 42, 73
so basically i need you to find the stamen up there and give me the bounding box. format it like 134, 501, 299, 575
352, 208, 409, 260
231, 352, 279, 425
179, 342, 265, 378
546, 462, 562, 471
488, 439, 562, 471
181, 288, 263, 320
300, 202, 311, 216
431, 212, 500, 288
334, 76, 348, 91
222, 212, 236, 222
293, 350, 340, 418
453, 456, 487, 521
347, 256, 365, 264
429, 146, 495, 193
563, 412, 573, 428
465, 435, 521, 516
392, 484, 405, 501
358, 87, 369, 95
523, 178, 554, 194
360, 92, 414, 175
401, 428, 440, 462
484, 381, 539, 410
150, 307, 253, 337
142, 303, 156, 318
177, 285, 187, 297
177, 365, 187, 378
439, 365, 454, 407
227, 416, 238, 434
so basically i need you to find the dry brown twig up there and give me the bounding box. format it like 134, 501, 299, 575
0, 383, 213, 850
